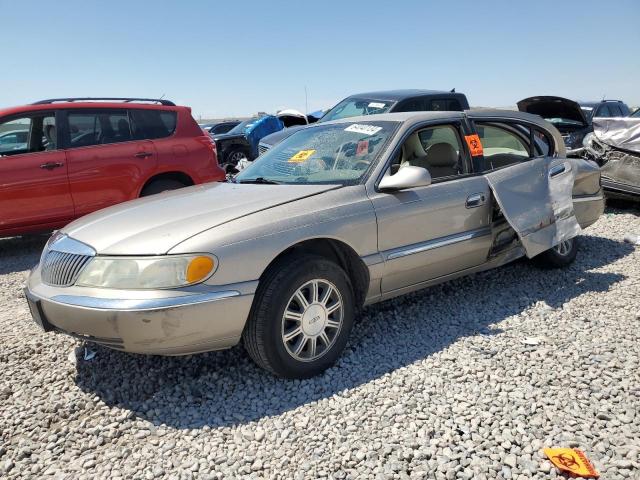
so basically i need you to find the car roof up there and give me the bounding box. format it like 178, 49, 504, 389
579, 100, 624, 107
314, 110, 553, 141
0, 101, 181, 118
344, 89, 455, 101
319, 111, 464, 126
319, 109, 548, 127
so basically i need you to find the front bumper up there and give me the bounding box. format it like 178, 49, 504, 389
601, 178, 640, 200
25, 273, 256, 355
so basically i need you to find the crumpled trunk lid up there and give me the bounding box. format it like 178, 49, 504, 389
485, 158, 582, 258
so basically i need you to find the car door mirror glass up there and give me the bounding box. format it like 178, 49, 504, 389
379, 165, 432, 191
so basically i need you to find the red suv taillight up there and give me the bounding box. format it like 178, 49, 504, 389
195, 135, 218, 163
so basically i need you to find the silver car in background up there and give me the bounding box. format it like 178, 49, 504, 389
25, 111, 604, 378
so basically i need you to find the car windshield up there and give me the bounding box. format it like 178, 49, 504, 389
226, 118, 256, 135
631, 109, 640, 118
320, 98, 394, 122
545, 117, 585, 126
235, 121, 397, 185
580, 106, 595, 122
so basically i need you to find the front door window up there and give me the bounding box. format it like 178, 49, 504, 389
0, 113, 56, 156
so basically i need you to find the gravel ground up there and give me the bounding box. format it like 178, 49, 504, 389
1, 206, 639, 480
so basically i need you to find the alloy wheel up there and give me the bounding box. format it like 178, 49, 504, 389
229, 151, 247, 165
554, 239, 573, 256
281, 279, 344, 362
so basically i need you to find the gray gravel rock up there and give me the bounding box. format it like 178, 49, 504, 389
1, 207, 639, 479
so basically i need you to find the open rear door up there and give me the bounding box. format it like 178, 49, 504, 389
485, 158, 581, 258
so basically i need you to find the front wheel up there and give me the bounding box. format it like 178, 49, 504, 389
243, 254, 355, 379
532, 237, 579, 268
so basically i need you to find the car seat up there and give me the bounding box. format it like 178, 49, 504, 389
117, 119, 131, 141
407, 142, 459, 178
423, 143, 459, 177
44, 124, 57, 150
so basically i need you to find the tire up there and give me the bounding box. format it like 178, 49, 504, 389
224, 147, 250, 167
140, 179, 186, 197
532, 237, 579, 269
243, 254, 355, 379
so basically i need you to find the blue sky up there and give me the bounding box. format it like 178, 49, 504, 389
2, 0, 639, 118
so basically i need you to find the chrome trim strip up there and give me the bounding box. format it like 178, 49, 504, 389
49, 235, 96, 256
385, 227, 491, 260
572, 194, 604, 203
48, 290, 241, 311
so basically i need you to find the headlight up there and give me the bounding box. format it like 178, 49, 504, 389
76, 255, 216, 289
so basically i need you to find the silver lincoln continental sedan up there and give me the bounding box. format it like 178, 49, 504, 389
25, 111, 604, 378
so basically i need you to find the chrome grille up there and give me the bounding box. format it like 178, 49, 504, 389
41, 250, 92, 287
258, 143, 270, 156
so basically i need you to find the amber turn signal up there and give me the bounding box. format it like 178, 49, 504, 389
186, 256, 215, 283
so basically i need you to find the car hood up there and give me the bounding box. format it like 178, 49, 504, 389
63, 182, 338, 255
259, 126, 305, 147
211, 132, 245, 142
517, 96, 589, 126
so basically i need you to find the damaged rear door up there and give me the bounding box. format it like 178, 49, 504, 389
471, 118, 582, 258
485, 159, 581, 258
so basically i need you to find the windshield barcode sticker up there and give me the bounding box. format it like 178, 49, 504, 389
368, 102, 386, 109
345, 124, 383, 136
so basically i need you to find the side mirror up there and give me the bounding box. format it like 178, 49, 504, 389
378, 165, 432, 191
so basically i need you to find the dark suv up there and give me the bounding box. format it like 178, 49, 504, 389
258, 89, 470, 154
0, 97, 225, 237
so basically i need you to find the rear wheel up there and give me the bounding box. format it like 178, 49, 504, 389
243, 254, 355, 379
533, 237, 579, 268
140, 179, 186, 196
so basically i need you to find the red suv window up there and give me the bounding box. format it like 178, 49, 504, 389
130, 109, 176, 140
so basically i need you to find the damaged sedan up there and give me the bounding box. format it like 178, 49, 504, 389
583, 116, 640, 200
25, 110, 604, 378
518, 96, 631, 156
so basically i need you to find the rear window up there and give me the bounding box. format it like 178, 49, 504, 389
67, 110, 131, 147
428, 99, 462, 111
608, 104, 623, 117
129, 110, 177, 140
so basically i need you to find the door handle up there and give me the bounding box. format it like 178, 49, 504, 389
39, 162, 64, 170
134, 152, 153, 159
549, 164, 566, 178
466, 193, 486, 208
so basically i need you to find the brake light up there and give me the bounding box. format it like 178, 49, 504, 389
195, 135, 218, 162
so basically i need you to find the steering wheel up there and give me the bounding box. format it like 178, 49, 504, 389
353, 160, 370, 170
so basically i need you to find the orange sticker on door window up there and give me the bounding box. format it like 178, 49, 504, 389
544, 448, 599, 478
465, 134, 484, 156
288, 149, 316, 163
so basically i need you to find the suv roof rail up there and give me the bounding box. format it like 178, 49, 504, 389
602, 99, 623, 103
32, 97, 176, 106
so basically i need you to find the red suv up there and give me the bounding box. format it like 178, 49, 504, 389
0, 97, 225, 237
